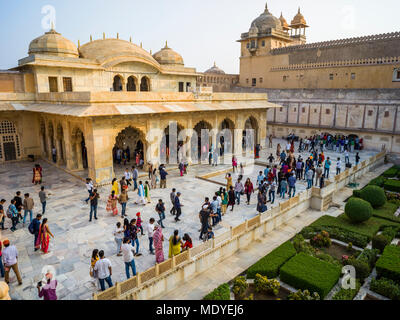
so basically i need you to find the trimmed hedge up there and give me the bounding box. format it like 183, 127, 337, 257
382, 167, 400, 178
372, 234, 391, 253
345, 197, 373, 223
246, 241, 296, 279
370, 277, 400, 300
372, 202, 400, 223
203, 283, 231, 300
332, 280, 361, 300
360, 185, 387, 208
280, 253, 341, 299
357, 248, 380, 270
376, 245, 400, 283
384, 179, 400, 193
368, 176, 386, 188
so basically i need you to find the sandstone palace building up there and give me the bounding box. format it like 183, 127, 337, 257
0, 2, 400, 183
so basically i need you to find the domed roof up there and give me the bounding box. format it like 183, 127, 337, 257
291, 7, 308, 26
79, 38, 159, 67
205, 62, 225, 74
279, 12, 290, 30
153, 42, 184, 65
250, 3, 283, 33
28, 28, 79, 58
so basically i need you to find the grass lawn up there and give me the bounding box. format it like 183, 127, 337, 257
372, 202, 400, 223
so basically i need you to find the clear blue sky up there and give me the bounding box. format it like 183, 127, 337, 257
0, 0, 399, 74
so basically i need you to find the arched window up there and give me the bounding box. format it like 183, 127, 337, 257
140, 77, 150, 92
127, 76, 137, 91
113, 75, 123, 92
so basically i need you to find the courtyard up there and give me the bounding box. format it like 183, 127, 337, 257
0, 138, 378, 300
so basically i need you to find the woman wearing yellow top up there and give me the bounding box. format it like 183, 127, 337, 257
90, 249, 99, 287
168, 230, 183, 258
225, 173, 233, 190
111, 178, 119, 196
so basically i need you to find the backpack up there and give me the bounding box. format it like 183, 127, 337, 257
6, 206, 12, 219
28, 220, 35, 234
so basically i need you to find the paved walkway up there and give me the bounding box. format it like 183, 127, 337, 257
0, 139, 378, 300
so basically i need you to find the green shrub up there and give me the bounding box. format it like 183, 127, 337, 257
346, 258, 371, 280
376, 245, 400, 283
280, 253, 341, 299
293, 234, 316, 256
353, 189, 362, 198
357, 248, 380, 270
372, 202, 400, 223
360, 185, 387, 208
332, 280, 361, 300
345, 197, 373, 223
287, 289, 320, 300
254, 274, 280, 296
310, 230, 332, 248
203, 283, 231, 300
314, 252, 341, 267
232, 276, 248, 299
384, 180, 400, 193
372, 234, 391, 253
370, 277, 400, 300
246, 241, 296, 279
382, 167, 399, 178
368, 176, 386, 188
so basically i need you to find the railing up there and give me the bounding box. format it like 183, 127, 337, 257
92, 150, 386, 300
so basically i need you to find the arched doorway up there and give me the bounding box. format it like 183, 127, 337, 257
127, 76, 137, 91
114, 126, 146, 169
39, 118, 47, 157
193, 121, 213, 162
113, 75, 123, 92
161, 123, 185, 164
243, 117, 259, 152
56, 124, 65, 164
140, 76, 150, 92
71, 128, 87, 170
219, 118, 235, 156
0, 120, 21, 162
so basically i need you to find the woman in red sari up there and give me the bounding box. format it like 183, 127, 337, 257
32, 164, 42, 184
35, 218, 54, 254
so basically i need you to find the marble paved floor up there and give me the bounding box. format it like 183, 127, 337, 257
0, 139, 377, 300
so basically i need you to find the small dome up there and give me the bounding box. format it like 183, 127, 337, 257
205, 62, 225, 74
29, 28, 79, 58
250, 2, 283, 33
279, 12, 290, 30
291, 7, 308, 26
153, 42, 184, 65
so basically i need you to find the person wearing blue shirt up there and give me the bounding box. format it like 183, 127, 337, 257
288, 173, 297, 198
159, 165, 168, 189
174, 192, 182, 222
257, 171, 264, 188
324, 157, 331, 178
8, 199, 19, 232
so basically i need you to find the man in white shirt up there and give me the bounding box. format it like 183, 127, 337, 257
121, 237, 137, 279
147, 218, 155, 255
2, 239, 22, 285
336, 157, 342, 176
94, 250, 113, 291
85, 178, 93, 203
124, 168, 132, 186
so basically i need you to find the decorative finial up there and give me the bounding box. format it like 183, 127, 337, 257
150, 49, 152, 55
140, 42, 142, 48
51, 21, 55, 30
214, 61, 216, 67
165, 40, 168, 48
90, 35, 92, 42
129, 36, 132, 43
117, 33, 119, 39
103, 32, 105, 40
78, 40, 80, 48
298, 7, 301, 14
264, 2, 269, 13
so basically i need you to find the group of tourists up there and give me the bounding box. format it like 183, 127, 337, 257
114, 146, 144, 169
297, 133, 363, 153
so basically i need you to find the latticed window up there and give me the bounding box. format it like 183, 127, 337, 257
0, 120, 16, 134
63, 77, 73, 92
49, 77, 58, 92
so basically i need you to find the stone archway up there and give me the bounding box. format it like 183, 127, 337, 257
140, 76, 150, 92
114, 126, 147, 169
127, 76, 138, 91
243, 116, 259, 152
161, 122, 185, 164
39, 117, 47, 157
113, 75, 124, 92
0, 120, 21, 162
193, 120, 213, 162
219, 118, 235, 156
71, 128, 87, 170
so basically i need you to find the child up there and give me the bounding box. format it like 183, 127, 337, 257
136, 212, 144, 235
182, 233, 193, 250
207, 227, 214, 240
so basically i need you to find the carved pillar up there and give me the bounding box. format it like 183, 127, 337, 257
76, 142, 84, 170
63, 121, 74, 170
56, 138, 64, 165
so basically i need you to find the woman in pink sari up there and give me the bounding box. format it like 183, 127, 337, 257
106, 191, 118, 216
35, 218, 54, 254
153, 225, 164, 264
